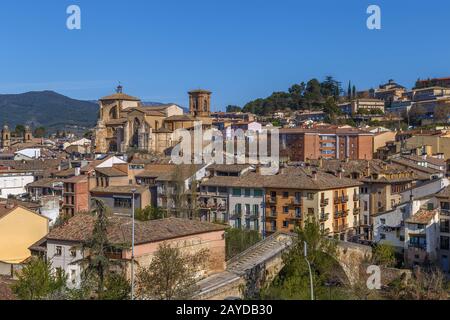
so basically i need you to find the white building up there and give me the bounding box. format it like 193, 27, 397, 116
404, 209, 440, 267
0, 170, 35, 198
14, 148, 41, 160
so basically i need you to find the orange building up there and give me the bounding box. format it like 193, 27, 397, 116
280, 127, 374, 162
263, 167, 362, 240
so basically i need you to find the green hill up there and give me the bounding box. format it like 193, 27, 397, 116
0, 91, 99, 133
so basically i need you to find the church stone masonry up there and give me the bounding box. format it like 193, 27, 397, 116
94, 86, 213, 154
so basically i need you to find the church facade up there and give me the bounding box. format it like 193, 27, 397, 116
94, 86, 213, 154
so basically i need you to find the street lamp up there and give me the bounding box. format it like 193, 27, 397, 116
304, 241, 314, 301
131, 188, 137, 300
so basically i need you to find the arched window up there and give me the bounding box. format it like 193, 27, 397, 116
109, 106, 118, 119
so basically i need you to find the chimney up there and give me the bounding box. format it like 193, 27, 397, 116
366, 161, 371, 177
312, 170, 318, 180
5, 199, 14, 209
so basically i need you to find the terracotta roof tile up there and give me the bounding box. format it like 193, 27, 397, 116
46, 214, 226, 245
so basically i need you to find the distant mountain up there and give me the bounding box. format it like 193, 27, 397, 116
0, 91, 99, 133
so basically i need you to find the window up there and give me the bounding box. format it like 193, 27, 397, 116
71, 270, 76, 285
245, 204, 251, 215
283, 206, 289, 214
253, 204, 259, 216
283, 192, 289, 199
364, 201, 368, 211
295, 192, 301, 203
307, 193, 314, 200
254, 189, 263, 197
380, 219, 386, 225
55, 246, 62, 256
218, 187, 228, 193
70, 249, 76, 258
235, 204, 242, 215
232, 188, 241, 196
440, 220, 450, 233
282, 221, 289, 228
208, 186, 217, 193
440, 236, 450, 250
380, 234, 386, 240
295, 207, 301, 218
244, 189, 251, 197
114, 197, 132, 208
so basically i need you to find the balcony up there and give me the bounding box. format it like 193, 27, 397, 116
319, 213, 330, 221
245, 212, 260, 221
353, 208, 360, 215
353, 194, 360, 202
341, 195, 349, 203
266, 213, 278, 220
289, 214, 303, 221
266, 198, 277, 205
289, 199, 302, 207
334, 210, 349, 219
333, 223, 349, 233
320, 198, 329, 207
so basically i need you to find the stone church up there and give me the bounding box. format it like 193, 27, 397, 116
94, 86, 213, 154
1, 125, 33, 149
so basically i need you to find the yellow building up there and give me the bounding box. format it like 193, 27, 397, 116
0, 204, 49, 264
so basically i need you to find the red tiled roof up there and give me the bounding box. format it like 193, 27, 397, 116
46, 214, 226, 245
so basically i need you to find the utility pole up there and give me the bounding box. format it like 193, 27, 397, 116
131, 188, 137, 300
304, 241, 314, 301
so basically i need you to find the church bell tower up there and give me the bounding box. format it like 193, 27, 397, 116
189, 89, 212, 117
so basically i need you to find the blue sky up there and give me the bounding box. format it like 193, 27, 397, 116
1, 0, 450, 111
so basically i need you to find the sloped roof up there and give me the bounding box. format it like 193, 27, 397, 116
100, 93, 140, 101
46, 214, 226, 245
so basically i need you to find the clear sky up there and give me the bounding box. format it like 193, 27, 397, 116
1, 0, 450, 110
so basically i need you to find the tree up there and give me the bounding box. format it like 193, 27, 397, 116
101, 273, 131, 300
33, 127, 46, 138
12, 257, 67, 300
15, 125, 25, 136
434, 104, 450, 122
347, 81, 352, 100
372, 243, 396, 268
409, 105, 427, 123
76, 200, 129, 299
386, 267, 448, 300
225, 228, 261, 260
352, 85, 357, 99
136, 243, 209, 300
226, 105, 242, 113
261, 220, 344, 300
135, 206, 165, 221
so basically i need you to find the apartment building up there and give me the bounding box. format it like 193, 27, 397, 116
338, 99, 385, 116
262, 167, 361, 240
199, 165, 264, 233
436, 187, 450, 273
373, 79, 407, 106
404, 209, 440, 267
61, 175, 89, 217
280, 127, 374, 162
